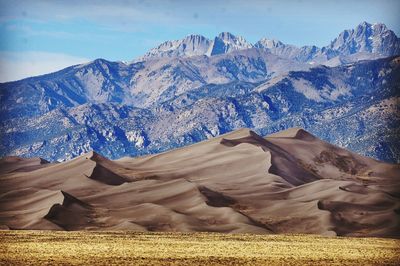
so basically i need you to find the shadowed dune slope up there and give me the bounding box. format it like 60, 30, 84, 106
0, 128, 399, 237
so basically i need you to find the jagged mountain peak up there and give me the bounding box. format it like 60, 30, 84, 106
179, 34, 210, 45
217, 32, 252, 47
255, 38, 285, 49
208, 32, 253, 56
156, 34, 210, 49
349, 21, 387, 35
135, 31, 255, 60
357, 21, 387, 31
371, 22, 389, 33
135, 34, 211, 61
185, 33, 209, 39
345, 21, 391, 37
328, 21, 400, 56
217, 32, 249, 44
359, 21, 372, 27
218, 31, 236, 39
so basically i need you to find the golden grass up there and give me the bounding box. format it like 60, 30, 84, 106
0, 231, 399, 265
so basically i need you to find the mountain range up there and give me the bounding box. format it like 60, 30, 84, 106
137, 21, 400, 65
0, 128, 399, 237
0, 21, 399, 163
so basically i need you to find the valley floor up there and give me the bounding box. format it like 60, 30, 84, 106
0, 231, 399, 265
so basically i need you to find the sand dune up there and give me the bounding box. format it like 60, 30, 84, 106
0, 128, 399, 237
0, 156, 51, 174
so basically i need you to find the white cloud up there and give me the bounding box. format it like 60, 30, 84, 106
0, 51, 91, 82
0, 0, 180, 32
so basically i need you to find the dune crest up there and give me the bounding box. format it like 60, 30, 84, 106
0, 156, 51, 174
0, 128, 399, 237
266, 127, 316, 140
81, 151, 129, 186
85, 163, 127, 186
44, 191, 93, 230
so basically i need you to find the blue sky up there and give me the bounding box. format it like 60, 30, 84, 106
0, 0, 399, 82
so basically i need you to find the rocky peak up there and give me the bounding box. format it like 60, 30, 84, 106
255, 38, 285, 49
208, 32, 253, 56
136, 34, 211, 61
328, 21, 400, 56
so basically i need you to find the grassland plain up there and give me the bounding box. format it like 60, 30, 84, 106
0, 231, 399, 265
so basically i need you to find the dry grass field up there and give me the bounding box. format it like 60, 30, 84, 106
0, 231, 399, 265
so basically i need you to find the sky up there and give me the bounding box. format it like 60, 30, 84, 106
0, 0, 399, 82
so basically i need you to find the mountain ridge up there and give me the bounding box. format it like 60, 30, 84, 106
134, 21, 399, 64
1, 55, 399, 163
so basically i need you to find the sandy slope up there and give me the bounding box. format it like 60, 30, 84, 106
0, 128, 399, 237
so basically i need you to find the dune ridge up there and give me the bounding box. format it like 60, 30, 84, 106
0, 128, 399, 237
